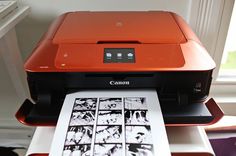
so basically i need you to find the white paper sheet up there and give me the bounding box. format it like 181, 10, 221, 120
49, 90, 171, 156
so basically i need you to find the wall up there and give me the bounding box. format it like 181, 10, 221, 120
0, 51, 22, 127
16, 0, 192, 59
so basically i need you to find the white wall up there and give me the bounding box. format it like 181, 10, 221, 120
0, 52, 22, 127
16, 0, 192, 59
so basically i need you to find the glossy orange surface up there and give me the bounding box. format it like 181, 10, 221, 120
55, 44, 185, 72
53, 11, 186, 44
24, 11, 215, 72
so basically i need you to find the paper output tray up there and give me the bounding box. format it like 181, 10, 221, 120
16, 98, 223, 126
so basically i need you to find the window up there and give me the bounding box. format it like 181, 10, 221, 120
190, 0, 236, 115
219, 1, 236, 79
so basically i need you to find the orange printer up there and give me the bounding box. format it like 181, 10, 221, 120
16, 11, 223, 127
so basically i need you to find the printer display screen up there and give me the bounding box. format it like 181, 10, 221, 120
104, 48, 135, 63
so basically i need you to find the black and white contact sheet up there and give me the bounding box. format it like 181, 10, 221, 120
74, 98, 97, 110
97, 110, 122, 125
70, 111, 95, 125
125, 126, 152, 144
94, 144, 122, 156
95, 126, 122, 143
124, 97, 147, 110
126, 144, 154, 156
99, 98, 123, 110
125, 110, 150, 125
50, 90, 170, 156
65, 126, 93, 145
63, 145, 91, 156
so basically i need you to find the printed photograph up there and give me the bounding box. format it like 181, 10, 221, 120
63, 145, 91, 156
70, 110, 95, 126
95, 126, 122, 143
125, 110, 150, 125
94, 144, 122, 156
99, 98, 122, 110
97, 110, 122, 125
124, 97, 147, 110
126, 144, 154, 156
126, 126, 152, 144
65, 126, 93, 145
74, 98, 97, 110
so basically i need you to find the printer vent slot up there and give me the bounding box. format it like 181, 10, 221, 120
85, 73, 154, 78
97, 40, 141, 44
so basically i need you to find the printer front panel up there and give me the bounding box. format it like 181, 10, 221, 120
23, 70, 213, 125
27, 70, 212, 108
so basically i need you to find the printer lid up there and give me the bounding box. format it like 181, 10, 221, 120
24, 11, 216, 72
53, 11, 187, 44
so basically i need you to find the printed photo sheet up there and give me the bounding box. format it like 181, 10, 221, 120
49, 90, 170, 156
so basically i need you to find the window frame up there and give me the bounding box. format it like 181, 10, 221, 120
189, 0, 236, 115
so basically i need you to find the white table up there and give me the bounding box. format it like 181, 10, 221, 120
27, 126, 215, 156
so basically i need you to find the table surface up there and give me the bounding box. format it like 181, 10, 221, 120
27, 126, 214, 155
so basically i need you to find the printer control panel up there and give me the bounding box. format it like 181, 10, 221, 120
104, 48, 135, 63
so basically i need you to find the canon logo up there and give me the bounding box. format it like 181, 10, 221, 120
109, 81, 130, 86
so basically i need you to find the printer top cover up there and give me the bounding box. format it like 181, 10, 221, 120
25, 11, 215, 72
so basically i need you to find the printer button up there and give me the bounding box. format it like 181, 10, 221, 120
128, 53, 134, 59
106, 53, 112, 59
117, 53, 122, 59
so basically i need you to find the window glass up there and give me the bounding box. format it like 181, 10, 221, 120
219, 1, 236, 79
